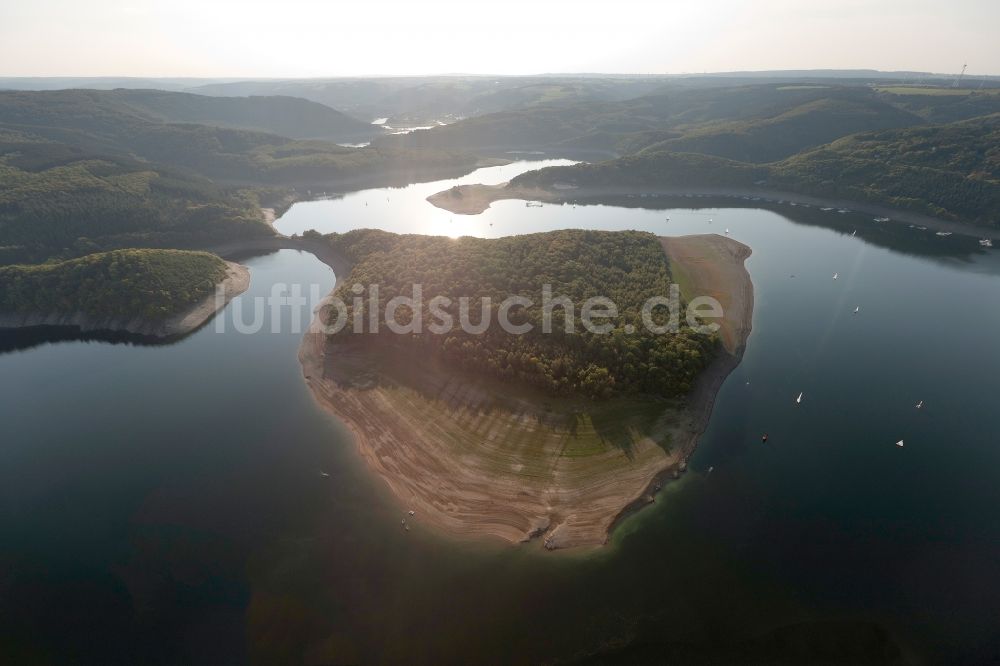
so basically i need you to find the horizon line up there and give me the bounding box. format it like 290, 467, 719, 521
2, 68, 1000, 81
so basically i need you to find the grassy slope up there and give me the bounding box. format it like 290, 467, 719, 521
0, 249, 228, 319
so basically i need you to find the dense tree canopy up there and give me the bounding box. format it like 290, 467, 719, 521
325, 229, 718, 398
0, 249, 228, 320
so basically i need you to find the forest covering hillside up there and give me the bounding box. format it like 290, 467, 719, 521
101, 89, 377, 141
0, 249, 227, 319
0, 89, 475, 185
511, 113, 1000, 226
0, 88, 377, 142
0, 129, 270, 263
379, 84, 980, 158
324, 229, 717, 398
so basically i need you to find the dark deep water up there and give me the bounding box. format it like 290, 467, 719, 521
2, 164, 1000, 664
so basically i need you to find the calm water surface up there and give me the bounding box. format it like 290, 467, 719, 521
3, 162, 1000, 663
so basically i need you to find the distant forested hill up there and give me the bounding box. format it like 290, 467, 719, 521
189, 76, 673, 125
0, 89, 475, 186
774, 114, 1000, 224
0, 88, 376, 142
102, 89, 377, 141
636, 95, 921, 163
510, 113, 1000, 227
380, 83, 1000, 163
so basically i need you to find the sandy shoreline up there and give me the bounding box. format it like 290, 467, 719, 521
609, 235, 754, 536
296, 234, 754, 550
0, 260, 250, 338
427, 183, 995, 240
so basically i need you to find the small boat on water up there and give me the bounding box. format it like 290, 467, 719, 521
854, 306, 860, 314
916, 400, 923, 409
874, 217, 890, 222
896, 440, 905, 448
980, 239, 993, 247
837, 208, 850, 214
936, 231, 953, 237
725, 228, 731, 235
319, 471, 330, 478
796, 392, 803, 404
833, 273, 839, 280
851, 230, 857, 236
821, 207, 835, 212
761, 434, 768, 443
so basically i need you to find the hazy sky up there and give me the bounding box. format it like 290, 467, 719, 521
1, 0, 998, 77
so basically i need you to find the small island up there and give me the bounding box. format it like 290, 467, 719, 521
300, 229, 752, 549
0, 249, 249, 337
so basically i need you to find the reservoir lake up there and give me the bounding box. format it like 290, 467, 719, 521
3, 160, 1000, 663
